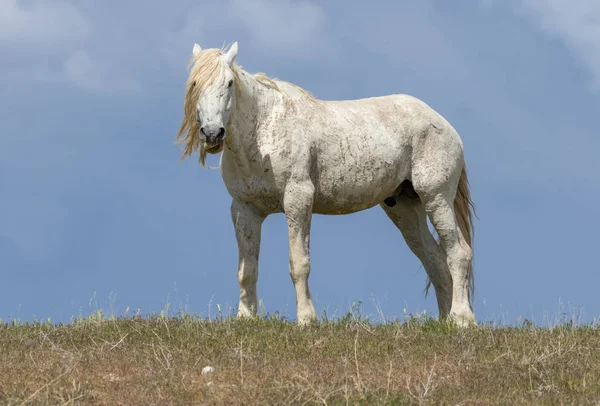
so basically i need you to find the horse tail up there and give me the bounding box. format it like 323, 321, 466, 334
453, 162, 476, 299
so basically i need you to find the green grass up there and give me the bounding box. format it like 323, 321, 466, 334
1, 311, 600, 405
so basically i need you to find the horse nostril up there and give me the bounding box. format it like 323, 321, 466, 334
217, 127, 225, 138
200, 127, 206, 136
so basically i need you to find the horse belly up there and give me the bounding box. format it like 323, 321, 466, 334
312, 147, 409, 215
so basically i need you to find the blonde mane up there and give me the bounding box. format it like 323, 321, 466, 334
177, 47, 315, 166
176, 48, 229, 166
252, 72, 280, 92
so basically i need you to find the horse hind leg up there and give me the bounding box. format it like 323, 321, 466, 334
413, 165, 476, 327
380, 181, 452, 318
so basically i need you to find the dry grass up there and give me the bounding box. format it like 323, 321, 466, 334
1, 313, 599, 405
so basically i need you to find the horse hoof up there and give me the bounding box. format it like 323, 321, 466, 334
451, 311, 477, 328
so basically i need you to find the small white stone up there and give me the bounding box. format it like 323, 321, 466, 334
202, 366, 215, 374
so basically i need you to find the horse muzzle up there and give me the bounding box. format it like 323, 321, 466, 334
200, 126, 226, 153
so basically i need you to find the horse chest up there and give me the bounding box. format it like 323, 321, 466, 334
221, 153, 284, 213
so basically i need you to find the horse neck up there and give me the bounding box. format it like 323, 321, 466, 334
225, 70, 282, 165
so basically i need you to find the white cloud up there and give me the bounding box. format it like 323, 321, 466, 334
160, 0, 329, 76
0, 0, 89, 48
0, 1, 139, 95
62, 51, 140, 95
3, 49, 141, 96
351, 2, 468, 81
160, 8, 211, 71
227, 0, 326, 54
519, 0, 600, 89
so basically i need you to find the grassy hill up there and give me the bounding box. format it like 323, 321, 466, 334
1, 314, 599, 405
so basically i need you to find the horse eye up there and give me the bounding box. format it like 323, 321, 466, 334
228, 80, 233, 88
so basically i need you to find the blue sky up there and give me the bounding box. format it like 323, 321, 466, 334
1, 0, 599, 324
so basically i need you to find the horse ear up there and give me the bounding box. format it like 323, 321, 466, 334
222, 42, 238, 66
193, 43, 201, 56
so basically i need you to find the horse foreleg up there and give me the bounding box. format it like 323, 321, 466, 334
284, 182, 318, 325
231, 199, 265, 318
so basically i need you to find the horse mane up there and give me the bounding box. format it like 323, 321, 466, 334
252, 72, 280, 92
176, 47, 316, 166
176, 48, 229, 166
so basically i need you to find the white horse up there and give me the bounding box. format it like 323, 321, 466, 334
177, 42, 476, 326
